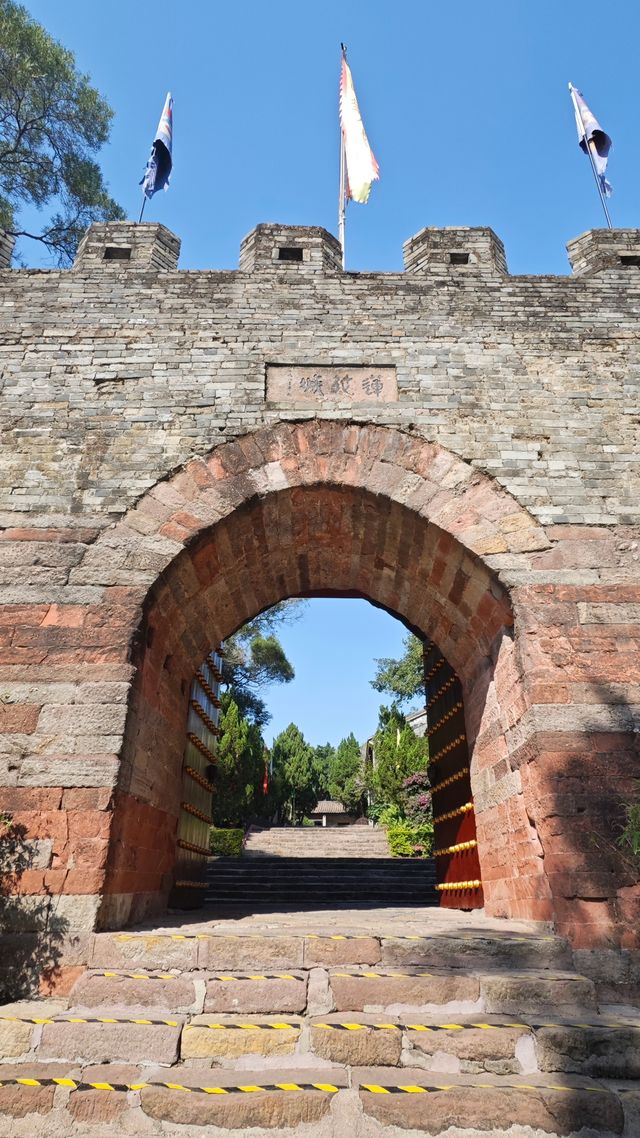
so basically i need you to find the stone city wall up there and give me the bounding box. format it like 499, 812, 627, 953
0, 222, 638, 969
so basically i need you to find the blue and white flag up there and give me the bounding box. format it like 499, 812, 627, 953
140, 92, 173, 199
569, 83, 612, 197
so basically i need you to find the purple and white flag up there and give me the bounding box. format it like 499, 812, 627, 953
141, 92, 173, 199
569, 84, 612, 196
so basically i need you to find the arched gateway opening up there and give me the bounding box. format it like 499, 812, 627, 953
96, 421, 556, 933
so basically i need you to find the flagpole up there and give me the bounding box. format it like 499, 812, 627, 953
339, 44, 347, 269
339, 132, 346, 269
569, 83, 612, 229
138, 194, 147, 224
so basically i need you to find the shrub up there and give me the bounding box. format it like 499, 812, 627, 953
387, 821, 433, 859
209, 828, 244, 857
371, 802, 404, 827
619, 791, 640, 863
402, 771, 432, 822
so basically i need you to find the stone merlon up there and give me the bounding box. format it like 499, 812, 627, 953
1, 220, 637, 277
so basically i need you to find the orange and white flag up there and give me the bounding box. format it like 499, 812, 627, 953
339, 53, 379, 204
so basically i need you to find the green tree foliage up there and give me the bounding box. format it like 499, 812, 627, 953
368, 705, 429, 808
222, 602, 304, 727
371, 633, 425, 708
0, 0, 124, 264
212, 697, 266, 827
328, 732, 364, 815
271, 723, 325, 824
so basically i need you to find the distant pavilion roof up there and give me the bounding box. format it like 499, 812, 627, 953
311, 800, 347, 814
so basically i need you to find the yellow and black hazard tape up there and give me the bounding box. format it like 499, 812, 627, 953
0, 1014, 181, 1027
360, 1081, 634, 1095
96, 970, 301, 981
328, 970, 602, 985
306, 933, 374, 940
0, 1075, 633, 1098
312, 1019, 640, 1032
3, 1014, 636, 1032
113, 932, 377, 943
0, 1075, 339, 1095
331, 970, 434, 978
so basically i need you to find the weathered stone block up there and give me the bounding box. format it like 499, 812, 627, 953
330, 971, 480, 1012
204, 974, 307, 1015
304, 936, 381, 967
310, 1016, 402, 1066
535, 1023, 640, 1079
0, 1016, 33, 1058
140, 1083, 335, 1129
481, 971, 597, 1015
69, 970, 197, 1011
381, 933, 571, 972
38, 1016, 182, 1063
0, 1062, 59, 1117
201, 935, 304, 971
181, 1016, 301, 1060
359, 1074, 624, 1134
91, 933, 198, 971
407, 1023, 529, 1073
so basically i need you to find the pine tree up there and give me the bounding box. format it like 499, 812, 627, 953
328, 733, 364, 814
271, 723, 321, 824
369, 706, 429, 807
0, 0, 123, 264
212, 698, 264, 827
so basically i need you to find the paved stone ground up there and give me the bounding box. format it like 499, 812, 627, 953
127, 905, 552, 939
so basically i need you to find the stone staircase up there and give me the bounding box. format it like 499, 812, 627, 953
243, 824, 393, 858
0, 923, 638, 1135
207, 823, 438, 908
207, 825, 439, 908
206, 856, 438, 907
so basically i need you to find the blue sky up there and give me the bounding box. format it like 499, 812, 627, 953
22, 0, 640, 274
19, 2, 638, 744
259, 600, 413, 749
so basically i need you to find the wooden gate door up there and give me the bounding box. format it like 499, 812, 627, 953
170, 649, 223, 908
424, 641, 483, 909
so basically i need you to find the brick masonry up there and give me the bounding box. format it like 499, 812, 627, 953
0, 220, 639, 959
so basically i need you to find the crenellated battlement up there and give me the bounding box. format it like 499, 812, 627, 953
5, 220, 640, 278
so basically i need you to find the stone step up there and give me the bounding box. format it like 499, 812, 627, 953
210, 856, 434, 868
243, 838, 392, 844
208, 873, 436, 883
0, 1062, 349, 1135
3, 1004, 640, 1078
328, 968, 598, 1017
60, 965, 599, 1021
88, 930, 571, 974
204, 891, 439, 905
0, 1060, 633, 1137
308, 1013, 640, 1079
241, 855, 391, 860
379, 932, 573, 972
353, 1069, 630, 1137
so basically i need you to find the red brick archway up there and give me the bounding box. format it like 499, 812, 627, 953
5, 421, 638, 951
94, 421, 553, 930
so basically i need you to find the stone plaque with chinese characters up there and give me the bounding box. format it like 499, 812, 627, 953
266, 365, 397, 405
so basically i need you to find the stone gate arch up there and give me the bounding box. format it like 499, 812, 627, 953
75, 420, 553, 931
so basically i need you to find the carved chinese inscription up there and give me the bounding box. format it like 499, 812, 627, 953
266, 365, 397, 404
